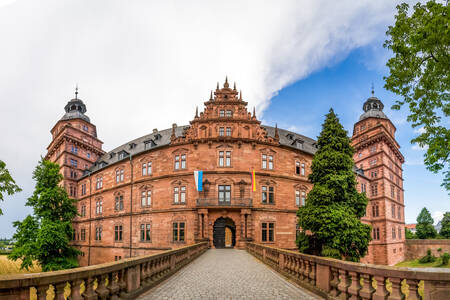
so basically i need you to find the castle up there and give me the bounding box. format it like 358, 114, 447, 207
45, 79, 405, 266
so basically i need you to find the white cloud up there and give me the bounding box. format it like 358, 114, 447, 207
411, 144, 429, 151
0, 0, 408, 236
432, 211, 444, 225
414, 127, 427, 134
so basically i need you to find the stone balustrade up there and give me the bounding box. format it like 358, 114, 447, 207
0, 242, 208, 300
246, 242, 450, 300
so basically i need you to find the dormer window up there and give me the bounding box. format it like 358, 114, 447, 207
118, 151, 129, 160
129, 143, 136, 150
144, 140, 156, 150
296, 140, 304, 150
286, 133, 294, 140
110, 152, 116, 159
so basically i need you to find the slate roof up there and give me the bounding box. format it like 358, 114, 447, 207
83, 125, 318, 177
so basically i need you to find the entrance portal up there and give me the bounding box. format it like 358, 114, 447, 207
213, 217, 236, 248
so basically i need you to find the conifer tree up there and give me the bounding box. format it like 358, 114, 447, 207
440, 212, 450, 239
9, 158, 80, 271
297, 109, 371, 261
416, 207, 437, 239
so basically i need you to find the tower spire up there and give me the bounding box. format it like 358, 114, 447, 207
210, 90, 213, 100
252, 107, 256, 118
371, 82, 374, 96
75, 84, 78, 99
239, 90, 242, 100
233, 82, 236, 91
274, 123, 279, 139
216, 82, 220, 90
224, 76, 229, 88
195, 106, 198, 118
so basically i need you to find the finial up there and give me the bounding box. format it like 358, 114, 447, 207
217, 82, 220, 90
233, 82, 236, 91
224, 76, 229, 88
75, 84, 78, 99
239, 90, 242, 100
195, 106, 198, 118
274, 123, 279, 139
252, 107, 256, 118
371, 82, 374, 96
210, 90, 213, 100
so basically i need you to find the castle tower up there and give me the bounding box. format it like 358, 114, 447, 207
45, 88, 104, 198
352, 92, 405, 265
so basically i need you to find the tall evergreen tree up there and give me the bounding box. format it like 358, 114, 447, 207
9, 158, 80, 271
439, 212, 450, 238
415, 207, 437, 239
0, 159, 22, 215
297, 109, 371, 262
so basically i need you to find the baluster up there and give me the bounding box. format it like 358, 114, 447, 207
285, 255, 290, 274
337, 269, 350, 300
294, 257, 300, 279
304, 260, 311, 282
140, 263, 146, 287
405, 279, 420, 300
54, 282, 67, 300
83, 277, 98, 300
373, 276, 389, 300
36, 284, 48, 300
107, 272, 120, 300
70, 279, 84, 300
388, 277, 405, 300
118, 269, 127, 297
329, 268, 340, 297
359, 273, 375, 300
95, 274, 109, 300
309, 262, 316, 285
347, 271, 361, 300
148, 260, 157, 282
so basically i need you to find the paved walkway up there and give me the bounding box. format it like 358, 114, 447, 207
138, 249, 320, 300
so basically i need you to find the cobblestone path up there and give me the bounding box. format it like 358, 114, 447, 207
138, 249, 320, 300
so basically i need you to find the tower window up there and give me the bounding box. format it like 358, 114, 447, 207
219, 127, 224, 136
226, 110, 232, 117
83, 125, 89, 132
173, 222, 185, 242
226, 127, 231, 136
114, 225, 123, 241
219, 110, 225, 117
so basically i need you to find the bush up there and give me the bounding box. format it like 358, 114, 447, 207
419, 249, 436, 263
441, 253, 449, 266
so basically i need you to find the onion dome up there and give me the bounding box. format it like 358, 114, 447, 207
359, 88, 388, 121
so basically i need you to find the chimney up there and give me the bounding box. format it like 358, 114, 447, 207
153, 128, 158, 133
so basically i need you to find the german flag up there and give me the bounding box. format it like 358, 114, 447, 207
251, 170, 256, 192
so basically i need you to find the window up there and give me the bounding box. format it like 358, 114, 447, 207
390, 173, 394, 181
295, 162, 300, 174
262, 154, 274, 170
397, 188, 401, 201
301, 163, 305, 176
140, 224, 151, 242
219, 127, 224, 136
262, 222, 274, 242
218, 185, 231, 202
71, 146, 78, 154
87, 152, 91, 159
398, 206, 401, 220
371, 184, 378, 196
174, 186, 186, 204
174, 154, 186, 170
95, 199, 102, 215
80, 228, 86, 241
80, 204, 86, 217
83, 125, 89, 132
370, 145, 376, 153
115, 194, 124, 211
392, 227, 396, 239
226, 110, 232, 117
219, 151, 231, 167
69, 185, 77, 197
371, 170, 377, 178
95, 226, 102, 241
391, 185, 395, 198
70, 159, 78, 167
173, 222, 185, 242
96, 177, 103, 190
226, 127, 231, 136
358, 152, 362, 158
114, 225, 123, 241
373, 227, 380, 240
116, 169, 124, 183
262, 186, 274, 204
398, 227, 402, 239
369, 158, 377, 166
70, 170, 77, 179
372, 205, 379, 217
141, 190, 152, 207
219, 110, 225, 117
361, 183, 366, 193
392, 205, 396, 218
81, 183, 86, 196
114, 256, 122, 261
142, 162, 152, 176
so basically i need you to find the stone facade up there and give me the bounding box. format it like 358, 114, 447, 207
45, 80, 405, 266
405, 239, 450, 260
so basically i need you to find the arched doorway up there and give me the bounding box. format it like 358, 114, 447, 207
213, 217, 236, 248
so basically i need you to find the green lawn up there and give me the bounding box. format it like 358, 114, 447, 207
396, 259, 450, 268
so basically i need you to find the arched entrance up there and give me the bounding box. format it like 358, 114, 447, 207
213, 217, 236, 248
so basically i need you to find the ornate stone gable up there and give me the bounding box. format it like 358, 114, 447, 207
171, 78, 279, 146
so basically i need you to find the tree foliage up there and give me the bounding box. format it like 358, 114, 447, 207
384, 1, 450, 190
405, 227, 416, 239
440, 211, 450, 238
0, 160, 22, 215
8, 158, 79, 271
416, 207, 437, 239
297, 109, 371, 262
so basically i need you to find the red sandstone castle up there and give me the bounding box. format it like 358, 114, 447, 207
45, 79, 405, 266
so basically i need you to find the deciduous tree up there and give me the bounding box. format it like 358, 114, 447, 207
297, 109, 371, 262
0, 160, 22, 215
9, 158, 79, 271
440, 211, 450, 238
384, 1, 450, 190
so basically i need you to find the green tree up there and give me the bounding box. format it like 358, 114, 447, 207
416, 207, 437, 239
0, 160, 22, 215
384, 1, 450, 190
9, 158, 79, 271
297, 109, 371, 262
405, 227, 416, 239
440, 212, 450, 238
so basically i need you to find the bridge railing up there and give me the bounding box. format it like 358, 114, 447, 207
0, 242, 208, 300
246, 242, 450, 300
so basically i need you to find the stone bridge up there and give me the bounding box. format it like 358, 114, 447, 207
0, 242, 449, 300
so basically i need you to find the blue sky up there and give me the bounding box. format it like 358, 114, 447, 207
263, 45, 449, 225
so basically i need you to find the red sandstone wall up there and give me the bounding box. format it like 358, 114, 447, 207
405, 239, 450, 260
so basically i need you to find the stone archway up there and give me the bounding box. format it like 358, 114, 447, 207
213, 217, 236, 248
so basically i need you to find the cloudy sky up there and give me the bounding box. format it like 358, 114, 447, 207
0, 0, 448, 237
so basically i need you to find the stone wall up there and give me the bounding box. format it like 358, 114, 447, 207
405, 239, 450, 260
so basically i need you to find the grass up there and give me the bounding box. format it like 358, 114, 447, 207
0, 255, 41, 275
396, 258, 450, 268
